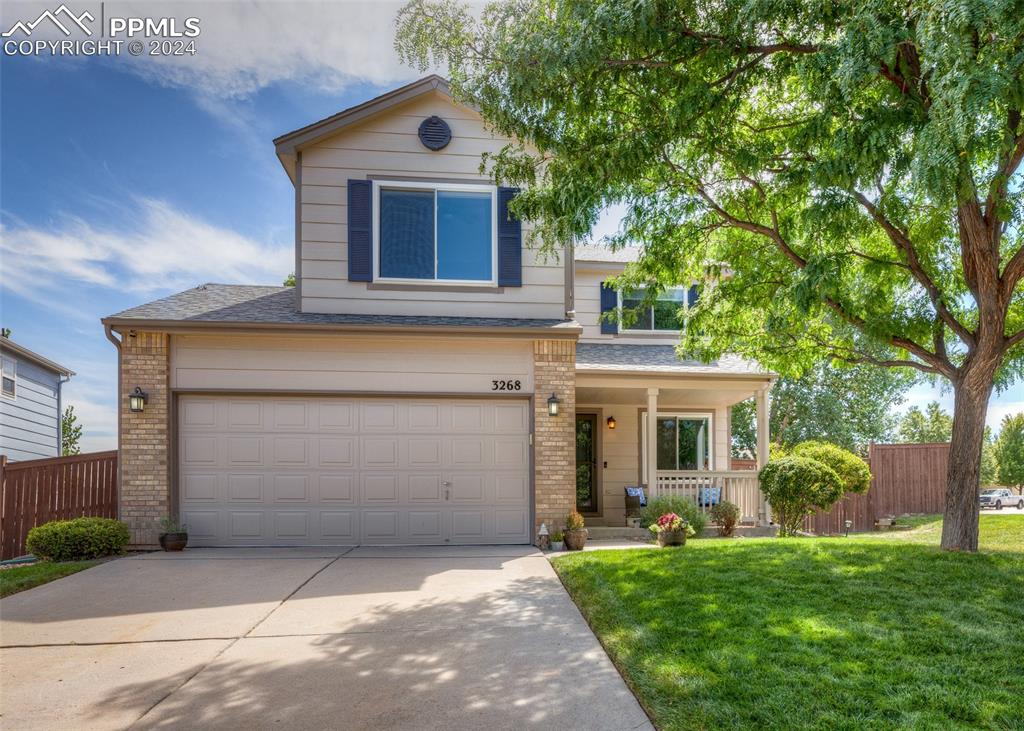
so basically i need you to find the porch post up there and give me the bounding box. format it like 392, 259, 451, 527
646, 387, 659, 493
756, 384, 772, 525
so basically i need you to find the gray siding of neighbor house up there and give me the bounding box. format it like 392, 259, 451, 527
0, 356, 61, 461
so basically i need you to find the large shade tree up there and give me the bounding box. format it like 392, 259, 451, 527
397, 0, 1024, 551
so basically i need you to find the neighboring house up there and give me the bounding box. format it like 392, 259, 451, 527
102, 75, 774, 548
0, 336, 75, 461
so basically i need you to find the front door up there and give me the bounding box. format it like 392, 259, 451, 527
575, 413, 598, 513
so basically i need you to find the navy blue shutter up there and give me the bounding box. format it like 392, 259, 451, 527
688, 284, 699, 307
497, 187, 522, 286
348, 180, 372, 282
600, 282, 618, 334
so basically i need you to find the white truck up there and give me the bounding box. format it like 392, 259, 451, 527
978, 488, 1024, 510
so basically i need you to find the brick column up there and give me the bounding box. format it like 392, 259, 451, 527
533, 339, 576, 541
120, 330, 170, 547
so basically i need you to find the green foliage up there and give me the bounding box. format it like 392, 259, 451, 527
898, 401, 954, 443
732, 363, 911, 455
0, 560, 98, 598
565, 511, 585, 530
792, 440, 871, 494
158, 517, 187, 534
551, 530, 564, 542
283, 272, 296, 287
708, 500, 740, 537
25, 518, 130, 562
759, 457, 845, 536
61, 405, 82, 456
638, 496, 707, 536
996, 414, 1024, 488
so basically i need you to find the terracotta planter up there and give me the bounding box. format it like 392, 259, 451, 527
159, 532, 188, 552
656, 530, 686, 547
564, 528, 588, 551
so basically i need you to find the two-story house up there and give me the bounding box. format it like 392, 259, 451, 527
103, 76, 773, 547
0, 335, 75, 461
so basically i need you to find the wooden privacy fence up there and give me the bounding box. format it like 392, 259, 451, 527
804, 442, 949, 535
1, 451, 118, 560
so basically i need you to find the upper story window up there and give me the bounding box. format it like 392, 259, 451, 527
620, 285, 699, 332
374, 181, 496, 284
1, 357, 15, 398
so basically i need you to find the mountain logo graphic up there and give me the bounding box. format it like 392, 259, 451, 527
2, 4, 95, 37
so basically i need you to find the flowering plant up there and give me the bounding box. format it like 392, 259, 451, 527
648, 512, 694, 536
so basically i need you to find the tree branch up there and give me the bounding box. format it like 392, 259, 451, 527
851, 190, 976, 349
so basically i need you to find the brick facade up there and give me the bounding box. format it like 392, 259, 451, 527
532, 339, 576, 540
119, 330, 170, 547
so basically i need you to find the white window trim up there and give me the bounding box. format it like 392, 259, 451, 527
1, 357, 16, 399
641, 411, 714, 482
618, 286, 691, 333
371, 179, 499, 286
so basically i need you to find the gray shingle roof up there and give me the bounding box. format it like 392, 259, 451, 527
575, 343, 767, 376
104, 284, 576, 331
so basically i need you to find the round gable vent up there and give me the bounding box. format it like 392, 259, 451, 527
418, 116, 452, 151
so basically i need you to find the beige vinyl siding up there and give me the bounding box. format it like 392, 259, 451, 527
298, 91, 565, 319
575, 268, 685, 343
170, 334, 535, 395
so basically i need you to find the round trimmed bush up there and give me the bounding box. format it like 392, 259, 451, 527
638, 496, 707, 536
709, 500, 741, 537
759, 457, 845, 536
26, 517, 130, 562
792, 440, 871, 494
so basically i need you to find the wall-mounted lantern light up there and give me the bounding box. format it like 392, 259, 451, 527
129, 386, 148, 413
547, 393, 561, 417
607, 415, 617, 430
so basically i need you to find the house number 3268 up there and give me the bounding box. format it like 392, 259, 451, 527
491, 379, 522, 391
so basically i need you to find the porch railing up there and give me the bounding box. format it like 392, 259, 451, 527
653, 470, 763, 523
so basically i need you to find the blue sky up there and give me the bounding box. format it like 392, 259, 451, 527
0, 1, 1020, 451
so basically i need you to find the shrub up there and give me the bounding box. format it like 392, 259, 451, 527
26, 518, 130, 562
565, 511, 585, 531
638, 496, 707, 536
792, 440, 871, 494
759, 457, 845, 537
709, 500, 741, 537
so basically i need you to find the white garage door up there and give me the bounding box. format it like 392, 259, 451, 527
178, 396, 531, 546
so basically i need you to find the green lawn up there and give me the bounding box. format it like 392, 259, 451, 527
553, 515, 1024, 730
0, 560, 99, 598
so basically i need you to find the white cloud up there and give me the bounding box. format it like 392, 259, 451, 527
1, 1, 430, 97
1, 197, 293, 297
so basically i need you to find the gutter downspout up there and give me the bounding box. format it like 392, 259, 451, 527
104, 324, 123, 519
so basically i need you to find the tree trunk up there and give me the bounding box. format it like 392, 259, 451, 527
940, 359, 997, 552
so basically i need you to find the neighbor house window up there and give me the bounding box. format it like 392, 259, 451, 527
642, 413, 712, 481
374, 181, 496, 284
620, 286, 699, 331
1, 357, 15, 398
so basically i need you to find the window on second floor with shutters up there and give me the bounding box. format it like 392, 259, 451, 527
619, 285, 699, 332
373, 181, 497, 285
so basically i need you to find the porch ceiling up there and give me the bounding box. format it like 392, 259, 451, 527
576, 377, 763, 408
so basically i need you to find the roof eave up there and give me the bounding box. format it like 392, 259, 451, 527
101, 317, 582, 339
574, 365, 775, 381
0, 340, 75, 377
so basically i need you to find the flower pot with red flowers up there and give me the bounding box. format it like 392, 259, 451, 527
648, 513, 695, 547
563, 511, 588, 550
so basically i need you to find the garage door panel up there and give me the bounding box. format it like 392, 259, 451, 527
179, 396, 530, 546
228, 474, 264, 501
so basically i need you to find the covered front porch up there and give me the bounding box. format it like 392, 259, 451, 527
573, 344, 774, 527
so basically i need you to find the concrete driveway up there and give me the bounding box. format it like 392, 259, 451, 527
0, 546, 651, 730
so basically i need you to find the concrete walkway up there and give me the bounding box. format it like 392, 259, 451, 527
0, 546, 652, 730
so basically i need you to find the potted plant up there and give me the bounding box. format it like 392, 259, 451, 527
563, 511, 588, 550
550, 530, 565, 551
648, 512, 695, 547
158, 517, 188, 552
